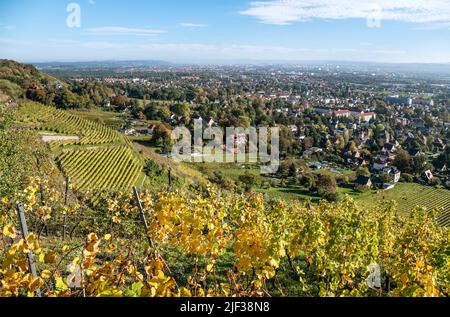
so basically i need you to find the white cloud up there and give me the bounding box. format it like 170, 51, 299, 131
240, 0, 450, 27
88, 0, 95, 4
85, 26, 166, 36
181, 23, 208, 28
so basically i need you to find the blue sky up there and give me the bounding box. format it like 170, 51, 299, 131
0, 0, 449, 63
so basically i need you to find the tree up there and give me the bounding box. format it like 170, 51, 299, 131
157, 107, 171, 122
111, 95, 128, 110
238, 173, 258, 192
288, 163, 297, 177
394, 150, 411, 173
152, 123, 173, 153
356, 167, 370, 177
144, 103, 158, 120
410, 155, 428, 175
136, 111, 146, 121
379, 173, 391, 184
316, 174, 337, 200
299, 174, 316, 189
171, 103, 190, 118
401, 173, 414, 183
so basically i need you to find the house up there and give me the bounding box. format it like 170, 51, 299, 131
373, 160, 388, 172
124, 129, 136, 136
148, 124, 157, 134
445, 179, 450, 189
383, 143, 397, 154
355, 175, 372, 188
228, 133, 247, 147
333, 109, 351, 118
309, 162, 323, 170
135, 127, 151, 135
303, 147, 323, 157
423, 170, 434, 182
202, 117, 216, 128
313, 107, 331, 115
396, 118, 410, 126
357, 130, 371, 142
53, 81, 63, 90
382, 166, 401, 183
288, 125, 298, 133
351, 111, 377, 122
408, 148, 422, 157
277, 92, 290, 100
380, 131, 392, 144
433, 138, 445, 150
435, 161, 448, 173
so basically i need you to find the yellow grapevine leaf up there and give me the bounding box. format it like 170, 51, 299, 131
400, 273, 409, 285
29, 277, 44, 292
44, 251, 56, 264
55, 277, 69, 291
41, 269, 52, 279
2, 224, 17, 239
206, 263, 214, 272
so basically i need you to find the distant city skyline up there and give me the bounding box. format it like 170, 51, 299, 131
1, 0, 450, 63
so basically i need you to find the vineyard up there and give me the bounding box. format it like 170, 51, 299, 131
0, 177, 449, 297
57, 146, 142, 192
18, 102, 124, 147
15, 102, 144, 193
356, 183, 450, 224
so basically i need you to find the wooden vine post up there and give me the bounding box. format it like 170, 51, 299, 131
62, 176, 70, 240
168, 168, 172, 187
132, 186, 155, 249
16, 203, 42, 297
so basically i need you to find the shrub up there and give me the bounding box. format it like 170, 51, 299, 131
401, 173, 414, 183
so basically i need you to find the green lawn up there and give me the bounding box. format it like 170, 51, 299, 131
190, 162, 262, 181
257, 186, 318, 202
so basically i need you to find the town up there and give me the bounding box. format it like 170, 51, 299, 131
33, 62, 449, 205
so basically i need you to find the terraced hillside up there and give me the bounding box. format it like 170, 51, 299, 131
18, 102, 142, 194
18, 102, 124, 147
437, 210, 450, 227
57, 146, 141, 192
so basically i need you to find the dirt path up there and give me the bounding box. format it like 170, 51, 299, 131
41, 135, 80, 143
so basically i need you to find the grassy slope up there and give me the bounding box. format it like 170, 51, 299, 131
133, 142, 209, 186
